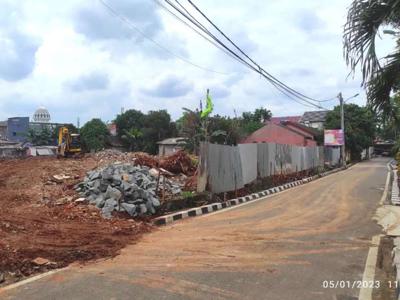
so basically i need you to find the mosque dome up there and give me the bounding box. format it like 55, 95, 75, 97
33, 106, 51, 123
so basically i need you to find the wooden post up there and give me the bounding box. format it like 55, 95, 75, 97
162, 176, 166, 202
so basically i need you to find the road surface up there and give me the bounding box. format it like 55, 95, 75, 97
0, 158, 389, 300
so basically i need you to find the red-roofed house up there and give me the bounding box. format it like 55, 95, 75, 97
241, 121, 317, 147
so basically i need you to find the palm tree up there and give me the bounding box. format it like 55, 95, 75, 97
344, 0, 400, 114
121, 128, 143, 152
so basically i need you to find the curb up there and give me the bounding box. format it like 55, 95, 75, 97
391, 168, 400, 205
154, 166, 347, 226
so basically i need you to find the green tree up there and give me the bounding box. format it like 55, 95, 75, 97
27, 127, 53, 146
325, 104, 376, 161
121, 128, 143, 152
142, 110, 176, 154
240, 107, 272, 136
80, 118, 109, 152
178, 108, 203, 153
376, 92, 400, 140
115, 109, 176, 154
208, 115, 240, 145
177, 106, 272, 153
344, 0, 400, 115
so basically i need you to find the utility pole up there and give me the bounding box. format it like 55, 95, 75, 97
338, 92, 346, 167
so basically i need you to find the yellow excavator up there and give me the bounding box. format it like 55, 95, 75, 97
57, 126, 82, 157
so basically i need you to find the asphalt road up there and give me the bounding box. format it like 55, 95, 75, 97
0, 158, 389, 300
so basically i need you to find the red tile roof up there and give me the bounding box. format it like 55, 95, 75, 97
270, 116, 302, 125
241, 121, 317, 147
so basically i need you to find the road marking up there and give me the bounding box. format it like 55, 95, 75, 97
359, 161, 392, 300
0, 267, 69, 293
358, 235, 381, 300
379, 161, 392, 205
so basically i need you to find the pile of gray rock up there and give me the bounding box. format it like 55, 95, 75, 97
76, 163, 181, 218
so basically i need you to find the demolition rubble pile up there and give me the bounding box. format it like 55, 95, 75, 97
93, 149, 197, 176
159, 150, 197, 175
76, 163, 182, 218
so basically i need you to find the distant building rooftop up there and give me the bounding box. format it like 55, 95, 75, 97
33, 106, 51, 123
300, 111, 330, 123
157, 137, 187, 145
270, 116, 301, 125
281, 120, 321, 136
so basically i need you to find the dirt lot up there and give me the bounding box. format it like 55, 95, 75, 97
0, 156, 152, 285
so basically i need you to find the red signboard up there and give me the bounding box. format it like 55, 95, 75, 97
324, 129, 344, 146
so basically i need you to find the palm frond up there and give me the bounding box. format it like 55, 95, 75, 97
367, 46, 400, 113
344, 0, 400, 83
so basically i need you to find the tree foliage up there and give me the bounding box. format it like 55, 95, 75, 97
121, 128, 143, 152
115, 109, 176, 154
80, 118, 109, 152
27, 127, 53, 146
142, 110, 177, 154
325, 104, 376, 160
176, 108, 203, 154
376, 92, 400, 140
240, 107, 272, 136
177, 107, 271, 153
344, 0, 400, 114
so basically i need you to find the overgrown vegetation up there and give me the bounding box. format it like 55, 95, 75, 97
27, 127, 53, 146
80, 118, 109, 152
115, 109, 177, 154
344, 0, 400, 115
344, 1, 400, 156
75, 105, 272, 155
176, 107, 271, 153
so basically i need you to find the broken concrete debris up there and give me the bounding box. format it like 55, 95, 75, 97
32, 257, 52, 266
78, 163, 181, 218
52, 174, 71, 183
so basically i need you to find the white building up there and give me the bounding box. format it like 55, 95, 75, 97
33, 106, 51, 123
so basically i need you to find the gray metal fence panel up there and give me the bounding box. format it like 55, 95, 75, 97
197, 142, 208, 192
318, 147, 324, 167
238, 143, 257, 185
257, 143, 269, 178
324, 147, 340, 166
206, 143, 244, 193
268, 143, 277, 175
198, 142, 330, 194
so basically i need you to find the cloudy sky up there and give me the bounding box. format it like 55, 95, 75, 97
0, 0, 396, 125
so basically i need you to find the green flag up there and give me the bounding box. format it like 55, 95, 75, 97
200, 90, 213, 119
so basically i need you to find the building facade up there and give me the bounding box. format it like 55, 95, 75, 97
157, 137, 186, 156
7, 117, 30, 142
0, 121, 7, 140
299, 111, 330, 130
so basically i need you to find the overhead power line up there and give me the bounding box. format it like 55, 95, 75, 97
185, 0, 332, 105
161, 0, 332, 109
98, 0, 227, 75
153, 0, 322, 109
152, 0, 249, 67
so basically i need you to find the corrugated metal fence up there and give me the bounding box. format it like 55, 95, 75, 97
198, 142, 339, 194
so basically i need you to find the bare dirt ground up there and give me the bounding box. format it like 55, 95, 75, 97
0, 159, 388, 300
0, 156, 152, 285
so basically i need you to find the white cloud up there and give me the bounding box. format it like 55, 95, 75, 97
0, 0, 395, 124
